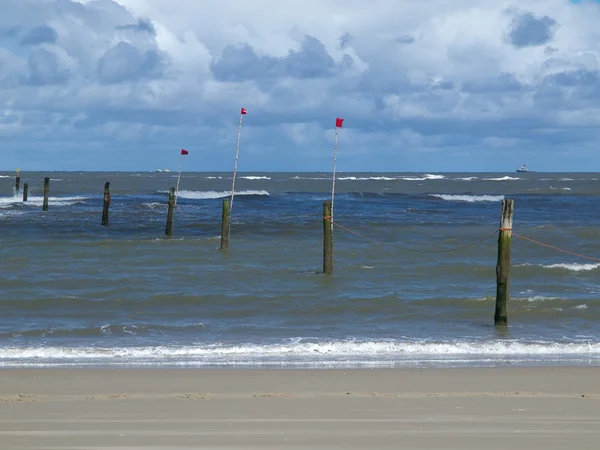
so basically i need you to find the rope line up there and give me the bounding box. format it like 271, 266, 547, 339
512, 232, 600, 263
324, 216, 499, 253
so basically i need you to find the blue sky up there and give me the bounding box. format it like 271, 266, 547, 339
2, 0, 600, 172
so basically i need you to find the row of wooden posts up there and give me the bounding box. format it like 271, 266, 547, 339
13, 176, 514, 327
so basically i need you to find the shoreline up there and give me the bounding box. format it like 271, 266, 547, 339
2, 367, 599, 449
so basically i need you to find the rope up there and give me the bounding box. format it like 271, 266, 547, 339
512, 232, 600, 263
323, 216, 499, 253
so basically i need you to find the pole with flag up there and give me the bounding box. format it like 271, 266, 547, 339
331, 117, 344, 227
230, 107, 247, 214
175, 148, 188, 206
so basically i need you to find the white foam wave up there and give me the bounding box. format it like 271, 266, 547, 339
543, 263, 600, 272
0, 195, 88, 208
483, 176, 520, 181
206, 176, 222, 179
0, 175, 11, 178
240, 176, 271, 180
175, 190, 269, 200
2, 340, 600, 365
338, 176, 396, 181
430, 194, 505, 203
400, 174, 446, 181
454, 177, 478, 181
291, 176, 329, 180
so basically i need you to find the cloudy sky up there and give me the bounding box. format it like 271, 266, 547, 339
1, 0, 600, 172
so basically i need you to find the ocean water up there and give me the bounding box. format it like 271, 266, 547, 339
1, 171, 600, 368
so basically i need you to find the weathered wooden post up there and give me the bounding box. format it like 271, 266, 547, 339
15, 171, 20, 193
101, 182, 110, 226
323, 200, 333, 275
165, 187, 175, 236
42, 177, 49, 211
494, 199, 514, 326
220, 199, 230, 250
22, 183, 28, 202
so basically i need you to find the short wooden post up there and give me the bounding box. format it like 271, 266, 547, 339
494, 199, 514, 326
42, 177, 49, 211
22, 183, 28, 202
101, 182, 110, 226
323, 200, 333, 275
165, 187, 175, 236
15, 175, 20, 193
220, 199, 230, 250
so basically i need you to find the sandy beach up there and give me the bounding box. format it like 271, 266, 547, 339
1, 367, 599, 449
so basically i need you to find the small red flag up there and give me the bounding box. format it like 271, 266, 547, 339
181, 149, 188, 155
241, 107, 247, 115
336, 117, 344, 128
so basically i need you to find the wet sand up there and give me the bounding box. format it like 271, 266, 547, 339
1, 367, 599, 449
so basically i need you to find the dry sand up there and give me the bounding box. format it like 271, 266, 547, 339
1, 367, 599, 449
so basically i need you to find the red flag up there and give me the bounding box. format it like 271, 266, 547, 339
336, 117, 344, 128
181, 149, 188, 155
241, 107, 247, 115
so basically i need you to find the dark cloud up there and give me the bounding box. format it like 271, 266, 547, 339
20, 25, 58, 45
1, 27, 20, 38
339, 33, 353, 49
116, 17, 155, 34
396, 34, 415, 44
23, 48, 69, 85
96, 41, 168, 83
211, 35, 337, 81
506, 12, 557, 48
463, 73, 523, 93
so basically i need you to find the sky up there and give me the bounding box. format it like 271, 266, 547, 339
2, 0, 600, 172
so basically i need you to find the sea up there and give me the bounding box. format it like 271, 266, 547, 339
1, 171, 600, 369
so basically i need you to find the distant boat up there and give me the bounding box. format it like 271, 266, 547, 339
155, 169, 171, 173
516, 165, 533, 173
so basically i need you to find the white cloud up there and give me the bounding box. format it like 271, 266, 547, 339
2, 0, 600, 171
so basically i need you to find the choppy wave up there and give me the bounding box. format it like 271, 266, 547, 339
0, 195, 88, 208
2, 339, 600, 368
338, 176, 397, 181
430, 194, 505, 203
175, 190, 270, 199
400, 174, 446, 181
483, 176, 520, 181
518, 263, 600, 272
543, 263, 600, 272
240, 176, 271, 180
454, 177, 478, 181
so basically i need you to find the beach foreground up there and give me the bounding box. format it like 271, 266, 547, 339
1, 367, 599, 449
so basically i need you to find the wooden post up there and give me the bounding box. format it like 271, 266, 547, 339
15, 176, 20, 193
323, 200, 333, 275
42, 177, 49, 211
220, 198, 230, 250
494, 199, 514, 326
101, 182, 110, 226
22, 183, 28, 202
165, 187, 175, 236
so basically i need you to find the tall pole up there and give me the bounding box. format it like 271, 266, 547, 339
175, 154, 183, 206
331, 126, 339, 230
230, 111, 244, 215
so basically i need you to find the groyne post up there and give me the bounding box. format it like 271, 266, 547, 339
101, 182, 110, 226
22, 183, 28, 202
220, 199, 230, 250
42, 177, 49, 211
494, 199, 514, 326
15, 171, 20, 193
323, 200, 333, 275
165, 187, 175, 236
